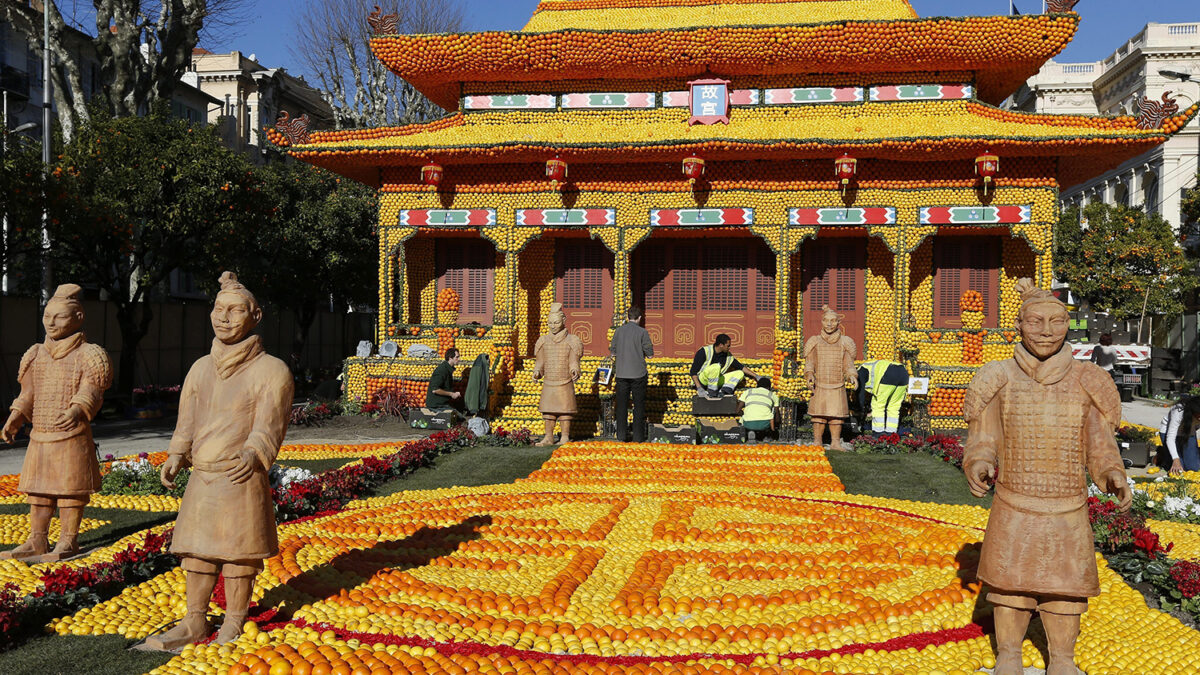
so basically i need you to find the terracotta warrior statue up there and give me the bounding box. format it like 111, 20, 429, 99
532, 303, 582, 446
1, 284, 111, 562
964, 278, 1130, 675
804, 305, 856, 451
145, 272, 293, 649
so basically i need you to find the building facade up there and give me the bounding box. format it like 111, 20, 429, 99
188, 49, 333, 162
278, 0, 1195, 435
1011, 22, 1200, 228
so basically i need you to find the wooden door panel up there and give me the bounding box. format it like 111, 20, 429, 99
556, 239, 614, 356
802, 239, 866, 358
934, 236, 1001, 329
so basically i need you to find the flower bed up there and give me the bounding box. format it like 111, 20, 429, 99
850, 433, 965, 467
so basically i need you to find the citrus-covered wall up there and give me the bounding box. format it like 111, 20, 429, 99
347, 168, 1057, 434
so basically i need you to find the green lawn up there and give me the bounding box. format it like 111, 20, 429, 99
0, 635, 173, 675
825, 450, 991, 508
376, 444, 556, 495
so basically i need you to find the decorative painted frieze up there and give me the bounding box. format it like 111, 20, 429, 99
561, 93, 656, 109
869, 84, 974, 101
763, 87, 863, 105
662, 89, 759, 107
515, 208, 617, 226
789, 207, 897, 226
919, 205, 1032, 225
650, 208, 754, 226
399, 209, 497, 226
462, 94, 557, 110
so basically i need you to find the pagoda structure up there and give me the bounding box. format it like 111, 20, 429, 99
273, 0, 1196, 435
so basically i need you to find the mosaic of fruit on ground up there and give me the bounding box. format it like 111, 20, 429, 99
36, 441, 1195, 675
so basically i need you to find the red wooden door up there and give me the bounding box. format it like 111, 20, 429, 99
934, 236, 1001, 329
634, 239, 775, 359
556, 239, 614, 356
802, 239, 865, 357
436, 240, 496, 324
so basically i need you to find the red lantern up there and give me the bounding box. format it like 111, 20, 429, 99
682, 156, 706, 184
546, 157, 568, 187
975, 153, 999, 194
834, 153, 857, 195
420, 163, 443, 189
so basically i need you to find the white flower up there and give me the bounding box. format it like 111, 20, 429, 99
1146, 501, 1156, 508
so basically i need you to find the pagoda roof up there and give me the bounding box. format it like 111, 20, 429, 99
369, 13, 1081, 109
280, 100, 1199, 190
521, 0, 918, 32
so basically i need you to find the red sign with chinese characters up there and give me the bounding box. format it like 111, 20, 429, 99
687, 78, 731, 126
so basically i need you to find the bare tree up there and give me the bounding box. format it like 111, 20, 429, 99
0, 0, 247, 140
291, 0, 463, 129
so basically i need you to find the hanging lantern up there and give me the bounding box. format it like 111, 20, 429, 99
834, 153, 857, 195
975, 153, 999, 194
546, 157, 568, 187
682, 156, 706, 184
420, 163, 443, 189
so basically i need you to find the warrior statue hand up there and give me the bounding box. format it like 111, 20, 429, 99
52, 405, 86, 431
160, 455, 188, 489
227, 449, 261, 485
1103, 470, 1133, 512
0, 412, 23, 444
965, 459, 995, 498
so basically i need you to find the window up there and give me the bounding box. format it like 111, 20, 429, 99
702, 247, 748, 311
436, 240, 495, 323
802, 239, 865, 356
934, 236, 1001, 328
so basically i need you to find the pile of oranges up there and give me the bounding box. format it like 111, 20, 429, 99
959, 332, 985, 364
959, 290, 984, 313
436, 287, 461, 315
930, 388, 966, 417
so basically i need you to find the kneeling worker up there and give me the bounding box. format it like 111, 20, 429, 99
426, 348, 463, 409
738, 377, 780, 437
691, 334, 760, 398
857, 359, 909, 434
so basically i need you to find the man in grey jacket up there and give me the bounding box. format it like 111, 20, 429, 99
609, 306, 654, 442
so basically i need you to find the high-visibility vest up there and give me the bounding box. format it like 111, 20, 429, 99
740, 388, 777, 420
860, 360, 899, 393
702, 345, 736, 375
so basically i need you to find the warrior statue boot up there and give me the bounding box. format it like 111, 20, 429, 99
811, 420, 827, 448
143, 571, 216, 650
1042, 611, 1082, 675
215, 575, 254, 644
828, 421, 846, 451
537, 419, 557, 447
557, 419, 571, 445
37, 503, 84, 562
993, 606, 1033, 675
0, 504, 52, 560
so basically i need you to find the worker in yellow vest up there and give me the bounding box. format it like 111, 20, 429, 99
738, 377, 780, 438
690, 334, 760, 398
856, 359, 910, 434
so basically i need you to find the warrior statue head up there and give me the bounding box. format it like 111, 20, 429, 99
211, 271, 263, 345
1014, 278, 1069, 360
820, 305, 844, 336
43, 284, 85, 340
547, 302, 567, 336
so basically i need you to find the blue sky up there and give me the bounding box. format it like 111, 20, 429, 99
218, 0, 1200, 80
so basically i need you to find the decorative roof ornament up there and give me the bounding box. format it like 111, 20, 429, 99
275, 111, 311, 146
1046, 0, 1081, 13
1137, 91, 1180, 130
367, 6, 400, 34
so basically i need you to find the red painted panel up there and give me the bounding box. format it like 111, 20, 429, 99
436, 239, 496, 324
934, 236, 1001, 329
634, 238, 775, 359
801, 239, 865, 358
556, 239, 614, 356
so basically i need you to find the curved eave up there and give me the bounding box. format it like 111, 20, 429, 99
368, 14, 1080, 109
284, 103, 1198, 191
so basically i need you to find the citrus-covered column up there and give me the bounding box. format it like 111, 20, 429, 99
377, 225, 417, 345
591, 225, 651, 331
